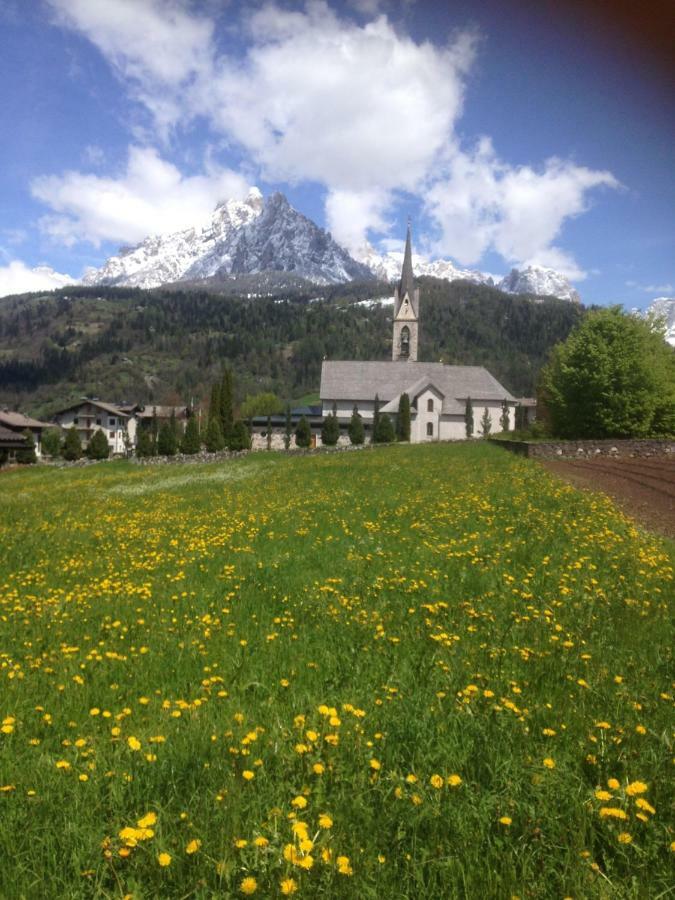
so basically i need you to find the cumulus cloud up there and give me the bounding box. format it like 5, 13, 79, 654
0, 261, 76, 298
424, 139, 618, 278
31, 146, 250, 247
42, 0, 619, 277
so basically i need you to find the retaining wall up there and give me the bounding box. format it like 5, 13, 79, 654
491, 438, 675, 459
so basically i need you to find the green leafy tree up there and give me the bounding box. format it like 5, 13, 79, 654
348, 405, 364, 445
373, 412, 395, 444
86, 429, 110, 460
62, 426, 82, 461
180, 415, 201, 454
465, 397, 474, 439
284, 404, 292, 450
228, 420, 251, 451
204, 416, 225, 452
295, 415, 312, 448
500, 398, 510, 433
219, 369, 234, 440
157, 420, 178, 456
321, 409, 340, 446
16, 429, 37, 464
397, 393, 411, 441
540, 306, 675, 438
136, 427, 154, 458
479, 407, 492, 438
41, 427, 61, 458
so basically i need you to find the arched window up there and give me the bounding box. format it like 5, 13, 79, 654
400, 326, 410, 357
427, 398, 434, 412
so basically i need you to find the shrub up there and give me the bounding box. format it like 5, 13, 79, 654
373, 413, 395, 444
16, 429, 37, 464
41, 428, 62, 458
348, 406, 365, 445
180, 416, 201, 455
295, 415, 312, 448
62, 426, 82, 461
228, 420, 251, 451
86, 429, 110, 460
204, 417, 225, 453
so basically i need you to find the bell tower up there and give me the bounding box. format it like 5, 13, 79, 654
392, 222, 419, 361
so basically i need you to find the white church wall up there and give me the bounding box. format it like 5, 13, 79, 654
413, 387, 444, 442
438, 417, 467, 441
322, 400, 376, 419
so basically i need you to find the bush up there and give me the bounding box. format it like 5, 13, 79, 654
373, 413, 395, 444
157, 421, 178, 456
16, 429, 37, 464
180, 416, 201, 455
321, 412, 339, 446
204, 417, 225, 452
41, 428, 62, 458
86, 429, 110, 460
295, 415, 312, 448
228, 420, 251, 451
348, 406, 365, 445
62, 426, 82, 461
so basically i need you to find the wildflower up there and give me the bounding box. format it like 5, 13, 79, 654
543, 758, 556, 769
369, 758, 381, 771
599, 807, 628, 820
447, 774, 462, 787
253, 836, 269, 847
499, 816, 512, 826
595, 721, 611, 730
240, 876, 257, 894
542, 728, 556, 736
626, 781, 648, 796
617, 832, 632, 844
280, 878, 298, 895
235, 839, 249, 849
406, 774, 418, 784
157, 852, 171, 867
127, 736, 141, 751
635, 798, 655, 815
137, 812, 157, 828
55, 760, 71, 770
78, 774, 89, 782
429, 774, 444, 789
312, 763, 325, 775
242, 770, 255, 781
337, 855, 353, 876
635, 724, 646, 735
291, 796, 308, 809
607, 778, 620, 790
186, 839, 201, 854
595, 790, 612, 801
318, 813, 333, 829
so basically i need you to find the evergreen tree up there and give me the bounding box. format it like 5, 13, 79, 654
284, 404, 292, 450
500, 398, 510, 432
41, 427, 61, 458
136, 427, 154, 457
479, 407, 492, 438
321, 410, 340, 446
205, 416, 225, 452
295, 415, 312, 448
62, 425, 82, 461
219, 369, 234, 440
373, 413, 395, 444
157, 420, 178, 456
228, 420, 251, 451
180, 415, 201, 454
465, 397, 474, 439
397, 393, 411, 441
372, 394, 380, 440
348, 405, 365, 445
208, 383, 221, 430
515, 403, 526, 431
87, 429, 110, 460
16, 429, 37, 464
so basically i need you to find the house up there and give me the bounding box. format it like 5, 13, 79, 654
52, 399, 136, 456
126, 404, 190, 433
319, 225, 517, 442
0, 409, 52, 458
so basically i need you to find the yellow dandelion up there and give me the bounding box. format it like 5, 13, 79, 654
617, 832, 632, 844
291, 795, 308, 809
626, 781, 648, 796
137, 811, 157, 828
312, 763, 325, 775
253, 836, 269, 847
318, 813, 333, 829
543, 758, 556, 770
186, 839, 201, 854
499, 816, 512, 826
242, 770, 255, 781
157, 852, 171, 867
635, 798, 655, 814
280, 878, 298, 895
607, 778, 620, 790
447, 774, 462, 787
599, 807, 628, 820
337, 855, 353, 876
240, 876, 257, 895
369, 758, 381, 771
127, 736, 141, 751
429, 774, 444, 789
594, 790, 612, 801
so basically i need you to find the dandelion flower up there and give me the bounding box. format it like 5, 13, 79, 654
429, 774, 444, 789
312, 762, 325, 775
242, 770, 255, 781
607, 778, 620, 790
447, 774, 462, 787
617, 832, 632, 844
543, 758, 556, 770
280, 878, 298, 895
595, 790, 612, 801
499, 816, 512, 826
291, 796, 308, 809
626, 781, 648, 796
240, 876, 257, 894
137, 811, 157, 828
599, 807, 628, 820
635, 798, 655, 815
318, 813, 333, 829
186, 839, 201, 854
127, 736, 141, 751
157, 852, 171, 867
369, 759, 381, 771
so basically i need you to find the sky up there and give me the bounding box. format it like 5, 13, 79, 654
0, 0, 673, 308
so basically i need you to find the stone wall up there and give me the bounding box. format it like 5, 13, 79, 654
491, 438, 675, 459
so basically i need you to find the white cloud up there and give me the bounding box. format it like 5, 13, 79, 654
31, 146, 250, 247
424, 139, 618, 279
0, 261, 76, 298
626, 279, 674, 294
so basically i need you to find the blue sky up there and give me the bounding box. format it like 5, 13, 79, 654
0, 0, 672, 308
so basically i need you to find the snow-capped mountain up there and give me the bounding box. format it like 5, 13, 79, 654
498, 266, 580, 303
645, 297, 675, 347
358, 243, 494, 286
83, 189, 372, 288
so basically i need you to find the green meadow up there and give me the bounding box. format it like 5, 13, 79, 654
0, 444, 672, 898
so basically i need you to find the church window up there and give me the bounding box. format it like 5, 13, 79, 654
427, 398, 434, 412
426, 422, 433, 436
400, 326, 410, 357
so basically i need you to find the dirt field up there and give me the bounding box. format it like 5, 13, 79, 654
540, 456, 675, 540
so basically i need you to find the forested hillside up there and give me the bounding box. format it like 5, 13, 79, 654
0, 278, 583, 416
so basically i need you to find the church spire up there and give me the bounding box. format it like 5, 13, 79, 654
392, 219, 420, 362
398, 219, 415, 303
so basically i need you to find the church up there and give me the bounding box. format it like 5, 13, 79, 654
319, 225, 517, 442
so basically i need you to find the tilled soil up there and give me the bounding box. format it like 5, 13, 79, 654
540, 457, 675, 540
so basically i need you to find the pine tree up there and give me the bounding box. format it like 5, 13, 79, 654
180, 415, 201, 454
397, 393, 411, 441
62, 425, 82, 461
479, 407, 492, 438
16, 429, 37, 464
465, 397, 474, 439
87, 429, 110, 460
295, 415, 312, 448
372, 394, 380, 444
284, 404, 292, 450
157, 419, 178, 456
205, 416, 225, 452
136, 427, 154, 458
348, 405, 364, 445
321, 410, 339, 446
373, 413, 395, 444
208, 383, 221, 431
228, 420, 251, 451
220, 369, 234, 440
500, 398, 510, 432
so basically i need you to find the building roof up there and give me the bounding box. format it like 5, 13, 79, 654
0, 424, 28, 446
320, 360, 516, 414
394, 222, 419, 318
53, 398, 130, 418
0, 409, 52, 429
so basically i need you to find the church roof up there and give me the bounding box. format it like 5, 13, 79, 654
320, 361, 516, 414
398, 222, 415, 300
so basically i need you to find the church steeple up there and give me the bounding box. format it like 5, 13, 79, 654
392, 221, 420, 361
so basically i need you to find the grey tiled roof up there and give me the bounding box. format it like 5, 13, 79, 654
320, 360, 516, 414
0, 424, 28, 445
0, 410, 52, 429
53, 399, 130, 418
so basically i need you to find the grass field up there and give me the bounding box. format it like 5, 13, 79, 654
0, 443, 673, 898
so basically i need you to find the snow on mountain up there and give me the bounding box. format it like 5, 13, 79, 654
645, 297, 675, 347
356, 243, 494, 286
83, 188, 371, 288
498, 266, 580, 303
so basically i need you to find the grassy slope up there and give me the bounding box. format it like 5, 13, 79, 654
0, 443, 672, 898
